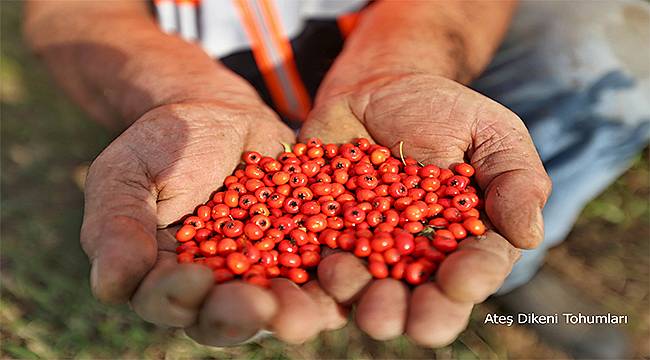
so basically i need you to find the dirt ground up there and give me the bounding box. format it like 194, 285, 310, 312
2, 2, 648, 359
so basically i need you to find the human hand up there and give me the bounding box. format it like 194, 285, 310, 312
80, 101, 347, 346
300, 74, 552, 346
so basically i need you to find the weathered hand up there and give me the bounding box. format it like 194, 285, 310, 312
300, 74, 551, 346
80, 101, 346, 346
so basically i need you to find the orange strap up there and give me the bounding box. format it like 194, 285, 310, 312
234, 0, 311, 121
337, 12, 360, 38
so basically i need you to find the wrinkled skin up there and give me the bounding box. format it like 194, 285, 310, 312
300, 74, 552, 346
80, 101, 347, 346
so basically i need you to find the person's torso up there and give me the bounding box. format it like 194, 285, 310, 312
153, 0, 368, 122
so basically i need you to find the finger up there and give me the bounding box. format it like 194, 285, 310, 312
81, 144, 158, 304
406, 283, 473, 348
184, 281, 277, 346
317, 252, 373, 304
470, 102, 552, 249
436, 231, 520, 303
299, 99, 372, 144
130, 251, 213, 327
302, 280, 349, 331
355, 279, 409, 340
268, 278, 323, 344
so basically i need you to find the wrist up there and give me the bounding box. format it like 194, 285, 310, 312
109, 42, 266, 123
316, 1, 516, 106
315, 69, 454, 109
315, 72, 455, 129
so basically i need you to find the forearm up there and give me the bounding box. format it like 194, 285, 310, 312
317, 0, 516, 102
24, 0, 262, 129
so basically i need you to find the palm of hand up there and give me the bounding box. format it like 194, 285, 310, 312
301, 75, 550, 346
80, 102, 345, 346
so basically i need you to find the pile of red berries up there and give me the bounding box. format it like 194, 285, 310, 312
175, 138, 486, 287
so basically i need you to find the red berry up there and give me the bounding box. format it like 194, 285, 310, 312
287, 268, 309, 284
463, 217, 486, 236
301, 251, 320, 267
279, 252, 301, 268
368, 261, 389, 279
343, 206, 366, 224
200, 240, 218, 256
176, 225, 196, 242
454, 163, 475, 177
405, 261, 429, 285
242, 151, 262, 164
226, 252, 250, 275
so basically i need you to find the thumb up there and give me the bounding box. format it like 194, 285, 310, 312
470, 102, 552, 249
299, 99, 372, 144
80, 144, 158, 304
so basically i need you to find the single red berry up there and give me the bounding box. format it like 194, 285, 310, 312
442, 207, 462, 222
461, 208, 480, 220
279, 252, 302, 268
255, 237, 275, 251
395, 233, 415, 255
404, 261, 429, 285
283, 197, 302, 214
301, 251, 321, 267
420, 177, 441, 192
278, 239, 298, 253
319, 229, 340, 248
403, 221, 424, 234
454, 163, 475, 177
323, 144, 338, 158
223, 190, 240, 208
432, 235, 458, 253
387, 182, 408, 198
289, 173, 309, 187
226, 252, 250, 275
242, 151, 262, 164
305, 214, 328, 232
354, 237, 372, 257
287, 268, 309, 284
336, 232, 356, 250
403, 204, 425, 221
199, 240, 218, 256
211, 204, 230, 219
452, 194, 475, 211
383, 248, 401, 265
176, 225, 196, 242
196, 205, 212, 221
448, 223, 467, 239
243, 223, 264, 240
446, 175, 470, 190
217, 238, 238, 255
463, 217, 486, 236
370, 233, 394, 252
368, 261, 389, 279
370, 147, 391, 165
222, 220, 244, 238
391, 260, 408, 280
194, 228, 212, 242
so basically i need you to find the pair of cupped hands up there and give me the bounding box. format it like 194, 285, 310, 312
80, 74, 551, 347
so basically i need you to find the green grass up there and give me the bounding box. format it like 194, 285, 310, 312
2, 1, 648, 358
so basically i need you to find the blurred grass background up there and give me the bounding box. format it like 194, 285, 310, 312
1, 1, 648, 359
